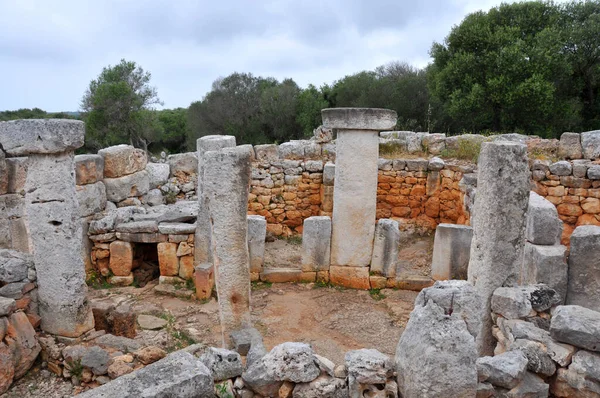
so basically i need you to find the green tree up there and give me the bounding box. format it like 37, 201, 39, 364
296, 84, 329, 137
153, 108, 187, 153
81, 59, 162, 151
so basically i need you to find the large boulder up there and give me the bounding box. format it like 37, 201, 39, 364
525, 192, 562, 245
103, 170, 150, 203
145, 163, 170, 189
550, 305, 600, 352
98, 145, 147, 178
581, 130, 600, 159
0, 119, 84, 156
558, 132, 583, 159
75, 154, 105, 185
477, 351, 528, 390
166, 152, 197, 176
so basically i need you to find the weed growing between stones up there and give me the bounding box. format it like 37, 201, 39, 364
86, 270, 113, 289
251, 281, 272, 290
159, 312, 196, 352
369, 288, 386, 301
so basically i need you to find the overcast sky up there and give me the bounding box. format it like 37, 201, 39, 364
0, 0, 563, 112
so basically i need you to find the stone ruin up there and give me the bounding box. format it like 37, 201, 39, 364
0, 110, 599, 397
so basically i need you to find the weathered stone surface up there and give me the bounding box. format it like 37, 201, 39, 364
492, 287, 534, 320
94, 334, 141, 352
115, 232, 166, 243
549, 160, 572, 176
77, 351, 214, 398
108, 274, 134, 286
167, 152, 197, 176
431, 224, 473, 280
178, 255, 194, 279
301, 216, 331, 272
0, 249, 32, 283
157, 242, 179, 276
582, 130, 600, 159
204, 146, 252, 346
134, 346, 166, 365
145, 163, 170, 189
103, 170, 150, 203
0, 150, 7, 196
559, 132, 583, 159
25, 152, 93, 337
146, 201, 198, 223
477, 351, 528, 389
6, 311, 41, 378
521, 243, 568, 303
75, 154, 104, 185
98, 145, 147, 178
230, 327, 263, 356
550, 305, 600, 351
423, 133, 446, 154
329, 266, 370, 290
0, 298, 16, 317
292, 374, 348, 398
254, 144, 278, 161
142, 189, 163, 206
589, 165, 600, 180
248, 215, 266, 273
0, 342, 15, 394
566, 225, 600, 309
5, 157, 28, 195
243, 342, 320, 396
323, 162, 335, 186
0, 119, 84, 156
200, 347, 243, 381
108, 241, 133, 277
76, 181, 107, 217
406, 158, 428, 171
526, 192, 563, 245
370, 218, 399, 277
504, 371, 549, 397
508, 339, 556, 377
468, 142, 530, 355
395, 300, 478, 398
551, 367, 600, 397
196, 135, 236, 267
193, 263, 214, 300
137, 314, 167, 330
345, 349, 393, 384
116, 220, 158, 234
158, 222, 195, 234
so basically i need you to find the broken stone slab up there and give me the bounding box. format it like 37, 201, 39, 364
345, 349, 393, 384
166, 152, 197, 176
0, 249, 32, 283
395, 300, 478, 398
157, 222, 196, 235
103, 170, 150, 203
145, 162, 170, 189
247, 215, 266, 273
75, 154, 104, 185
146, 201, 198, 223
0, 282, 27, 299
98, 145, 147, 178
491, 287, 535, 320
525, 192, 563, 245
504, 371, 549, 397
94, 334, 141, 353
301, 216, 331, 272
76, 181, 107, 217
6, 311, 42, 378
581, 130, 600, 159
468, 141, 530, 355
558, 132, 583, 159
242, 342, 320, 397
370, 218, 399, 278
0, 119, 84, 156
477, 350, 528, 390
0, 150, 6, 196
77, 351, 214, 398
199, 347, 243, 381
431, 224, 473, 280
521, 243, 568, 302
550, 305, 600, 352
508, 339, 556, 377
137, 314, 167, 330
566, 225, 600, 309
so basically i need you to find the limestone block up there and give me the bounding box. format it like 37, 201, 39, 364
260, 268, 303, 283
0, 150, 6, 196
166, 152, 197, 176
204, 146, 252, 346
196, 135, 236, 267
345, 349, 393, 384
98, 145, 147, 178
199, 347, 243, 381
103, 170, 149, 202
581, 130, 600, 159
24, 153, 93, 337
322, 108, 397, 131
6, 157, 29, 194
378, 159, 393, 171
312, 125, 333, 143
247, 215, 266, 273
428, 156, 445, 171
116, 232, 166, 243
525, 192, 563, 245
370, 219, 399, 277
477, 351, 528, 390
521, 243, 567, 301
329, 266, 370, 289
566, 225, 600, 309
157, 242, 179, 276
76, 181, 107, 217
549, 160, 572, 176
322, 162, 335, 186
431, 224, 473, 280
468, 141, 530, 355
109, 241, 134, 277
301, 216, 331, 272
76, 351, 214, 398
303, 160, 323, 172
278, 141, 305, 159
145, 163, 170, 189
115, 220, 158, 233
0, 119, 84, 156
395, 300, 478, 398
193, 263, 214, 300
0, 297, 16, 316
550, 305, 600, 352
445, 134, 485, 151
74, 154, 104, 185
142, 188, 163, 206
254, 144, 278, 161
158, 222, 196, 234
178, 255, 194, 280
405, 158, 428, 171
6, 311, 42, 378
146, 201, 198, 223
0, 249, 32, 283
559, 132, 583, 159
588, 165, 600, 180
491, 287, 534, 319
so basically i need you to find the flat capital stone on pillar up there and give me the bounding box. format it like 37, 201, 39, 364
322, 108, 397, 268
204, 146, 252, 348
195, 135, 237, 268
467, 141, 530, 356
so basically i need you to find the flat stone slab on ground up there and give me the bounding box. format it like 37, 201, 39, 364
137, 315, 167, 330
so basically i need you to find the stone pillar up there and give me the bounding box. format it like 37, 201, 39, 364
204, 146, 252, 347
301, 216, 331, 272
321, 108, 397, 270
370, 218, 399, 277
247, 215, 266, 276
0, 119, 94, 337
195, 135, 236, 267
566, 225, 600, 310
467, 141, 530, 356
431, 224, 473, 280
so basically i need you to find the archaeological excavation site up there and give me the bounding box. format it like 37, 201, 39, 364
1, 107, 600, 397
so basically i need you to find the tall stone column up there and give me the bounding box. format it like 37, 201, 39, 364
195, 135, 236, 267
0, 119, 94, 337
467, 141, 530, 355
203, 146, 252, 347
321, 108, 397, 269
